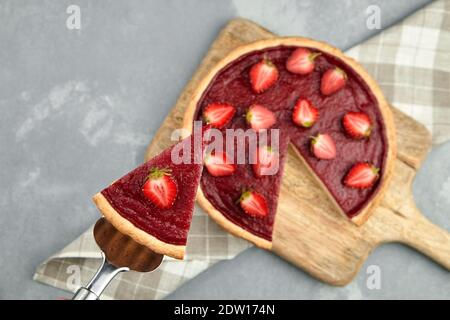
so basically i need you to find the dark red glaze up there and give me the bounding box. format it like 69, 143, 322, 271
101, 131, 205, 246
194, 46, 388, 241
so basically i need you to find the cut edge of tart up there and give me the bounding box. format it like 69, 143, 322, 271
197, 189, 273, 249
92, 128, 207, 260
182, 37, 396, 248
92, 192, 186, 259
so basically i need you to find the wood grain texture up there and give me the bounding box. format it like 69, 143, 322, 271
145, 18, 450, 285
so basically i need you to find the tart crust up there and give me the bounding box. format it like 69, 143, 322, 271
182, 37, 396, 247
197, 187, 272, 250
93, 192, 185, 259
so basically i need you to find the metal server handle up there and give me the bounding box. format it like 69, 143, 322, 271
72, 251, 129, 300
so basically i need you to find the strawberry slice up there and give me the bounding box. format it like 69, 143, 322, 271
311, 134, 336, 160
203, 103, 236, 129
252, 145, 279, 177
286, 48, 321, 75
142, 168, 178, 208
321, 67, 347, 95
292, 98, 319, 128
249, 59, 279, 93
246, 104, 276, 131
204, 151, 236, 177
239, 190, 268, 218
344, 162, 379, 189
343, 111, 372, 139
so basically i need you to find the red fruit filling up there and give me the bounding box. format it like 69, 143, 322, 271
193, 46, 387, 241
101, 131, 206, 246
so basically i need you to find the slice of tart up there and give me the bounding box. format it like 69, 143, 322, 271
93, 127, 207, 259
183, 37, 396, 250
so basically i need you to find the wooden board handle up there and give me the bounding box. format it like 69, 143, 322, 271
369, 156, 450, 270
372, 200, 450, 270
399, 205, 450, 270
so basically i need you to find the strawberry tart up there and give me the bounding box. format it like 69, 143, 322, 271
93, 128, 206, 259
183, 38, 396, 249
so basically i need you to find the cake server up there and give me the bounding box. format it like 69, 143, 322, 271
72, 217, 164, 300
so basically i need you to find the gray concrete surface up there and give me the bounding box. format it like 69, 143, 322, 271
0, 0, 446, 300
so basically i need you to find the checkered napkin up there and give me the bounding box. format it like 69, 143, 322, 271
34, 0, 450, 299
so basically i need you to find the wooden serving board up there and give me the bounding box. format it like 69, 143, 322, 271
145, 19, 450, 285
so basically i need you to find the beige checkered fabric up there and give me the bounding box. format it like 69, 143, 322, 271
34, 206, 251, 300
346, 0, 450, 145
34, 0, 450, 299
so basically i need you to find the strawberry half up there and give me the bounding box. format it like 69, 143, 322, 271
311, 134, 336, 160
203, 103, 236, 129
142, 168, 178, 209
286, 48, 321, 75
249, 59, 279, 93
239, 190, 268, 218
344, 162, 379, 189
292, 98, 319, 128
204, 151, 236, 177
252, 145, 279, 177
343, 111, 372, 139
321, 67, 347, 95
246, 104, 276, 131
